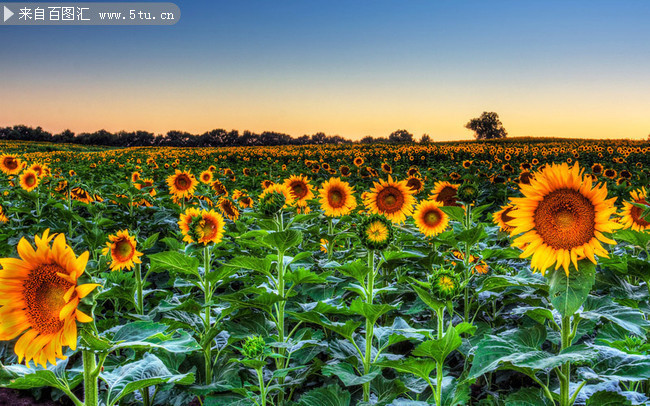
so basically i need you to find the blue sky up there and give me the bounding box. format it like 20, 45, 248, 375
1, 0, 649, 140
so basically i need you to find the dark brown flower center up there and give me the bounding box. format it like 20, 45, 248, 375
534, 189, 596, 250
23, 264, 73, 335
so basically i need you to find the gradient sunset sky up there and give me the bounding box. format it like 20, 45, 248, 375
1, 0, 649, 141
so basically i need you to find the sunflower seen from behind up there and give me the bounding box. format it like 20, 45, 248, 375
509, 162, 620, 276
102, 230, 144, 271
318, 177, 357, 217
364, 175, 415, 224
0, 230, 99, 367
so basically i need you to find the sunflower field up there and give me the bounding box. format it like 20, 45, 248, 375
0, 138, 649, 406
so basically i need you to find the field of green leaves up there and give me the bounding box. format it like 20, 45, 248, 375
0, 138, 649, 406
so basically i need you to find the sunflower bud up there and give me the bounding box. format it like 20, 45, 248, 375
258, 190, 286, 216
430, 269, 460, 300
242, 335, 267, 360
358, 214, 394, 250
457, 182, 479, 205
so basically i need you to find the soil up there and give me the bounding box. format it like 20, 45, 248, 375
0, 389, 60, 406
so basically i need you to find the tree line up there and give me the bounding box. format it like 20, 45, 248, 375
0, 112, 509, 147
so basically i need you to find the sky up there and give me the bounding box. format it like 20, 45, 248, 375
1, 0, 649, 141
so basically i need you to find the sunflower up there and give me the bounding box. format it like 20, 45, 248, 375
167, 170, 197, 198
430, 181, 460, 207
318, 178, 357, 217
462, 160, 473, 169
493, 204, 516, 233
519, 171, 534, 185
0, 230, 99, 367
19, 170, 39, 192
339, 165, 351, 177
413, 200, 449, 237
284, 175, 314, 207
261, 180, 275, 190
131, 171, 141, 183
603, 168, 617, 179
211, 179, 228, 196
364, 175, 416, 224
620, 187, 650, 232
353, 157, 364, 167
70, 187, 94, 204
0, 205, 8, 223
405, 176, 425, 194
239, 196, 254, 208
0, 155, 22, 175
509, 162, 620, 275
258, 183, 295, 215
430, 269, 460, 300
218, 197, 240, 221
200, 170, 213, 184
358, 214, 394, 250
178, 208, 226, 245
135, 178, 156, 197
381, 163, 393, 174
101, 230, 143, 271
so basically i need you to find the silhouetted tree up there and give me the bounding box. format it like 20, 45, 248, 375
465, 112, 507, 140
420, 133, 432, 144
388, 129, 414, 143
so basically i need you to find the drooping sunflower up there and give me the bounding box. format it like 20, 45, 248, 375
405, 176, 425, 194
0, 155, 22, 175
218, 197, 240, 221
284, 175, 314, 207
19, 170, 39, 192
0, 230, 99, 367
200, 170, 213, 184
358, 214, 394, 250
509, 162, 620, 275
239, 195, 254, 208
101, 230, 143, 271
318, 177, 357, 217
178, 208, 226, 245
430, 181, 460, 207
364, 175, 416, 224
620, 187, 650, 232
258, 183, 295, 216
0, 205, 8, 223
413, 200, 449, 237
211, 179, 228, 196
167, 170, 197, 198
492, 204, 516, 233
70, 187, 94, 204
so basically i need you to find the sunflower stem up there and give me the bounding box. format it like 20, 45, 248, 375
463, 204, 472, 322
434, 306, 445, 406
363, 249, 376, 403
274, 243, 287, 406
134, 262, 144, 315
559, 315, 572, 406
82, 350, 99, 406
202, 245, 213, 385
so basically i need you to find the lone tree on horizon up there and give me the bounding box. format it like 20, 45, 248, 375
465, 111, 507, 140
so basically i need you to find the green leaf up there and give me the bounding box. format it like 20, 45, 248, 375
107, 321, 201, 353
411, 282, 445, 311
505, 387, 550, 406
581, 296, 650, 336
440, 206, 466, 223
0, 362, 70, 390
468, 325, 547, 379
479, 269, 548, 293
337, 259, 369, 285
412, 325, 462, 365
455, 224, 487, 246
286, 267, 330, 285
586, 345, 650, 381
226, 256, 274, 279
148, 251, 200, 277
615, 229, 650, 250
297, 384, 351, 406
349, 297, 395, 325
289, 311, 361, 341
102, 353, 195, 406
322, 363, 380, 387
262, 229, 303, 252
141, 232, 160, 250
548, 260, 596, 317
378, 358, 437, 383
586, 391, 632, 406
381, 251, 426, 262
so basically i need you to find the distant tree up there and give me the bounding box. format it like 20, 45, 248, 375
359, 136, 375, 144
420, 133, 432, 144
388, 129, 414, 143
465, 112, 507, 140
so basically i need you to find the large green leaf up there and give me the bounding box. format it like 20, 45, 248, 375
0, 359, 80, 391
585, 391, 632, 406
106, 321, 201, 353
148, 251, 200, 277
102, 353, 195, 406
262, 229, 303, 252
479, 269, 548, 293
581, 296, 650, 336
412, 325, 462, 365
584, 345, 650, 381
548, 260, 596, 317
226, 256, 274, 279
349, 297, 395, 325
505, 387, 550, 406
297, 384, 351, 406
378, 358, 437, 382
289, 311, 361, 341
322, 362, 380, 386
